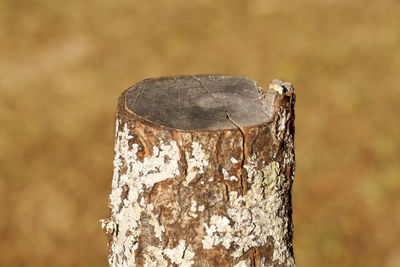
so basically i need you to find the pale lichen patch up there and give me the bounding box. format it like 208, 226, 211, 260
105, 120, 181, 267
201, 223, 217, 249
190, 199, 197, 212
144, 246, 168, 266
201, 154, 294, 266
147, 205, 165, 241
163, 240, 195, 266
222, 168, 229, 180
233, 259, 251, 267
230, 157, 239, 164
230, 176, 238, 182
222, 168, 238, 182
189, 199, 198, 218
183, 142, 209, 186
146, 240, 194, 267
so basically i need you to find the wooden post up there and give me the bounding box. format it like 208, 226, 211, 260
101, 75, 295, 267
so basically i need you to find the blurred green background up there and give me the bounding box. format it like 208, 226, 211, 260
1, 0, 399, 266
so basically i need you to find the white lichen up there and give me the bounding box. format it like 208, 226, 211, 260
190, 199, 197, 212
183, 142, 209, 186
230, 157, 239, 164
201, 154, 295, 266
222, 168, 229, 180
107, 120, 181, 267
189, 199, 198, 218
233, 259, 251, 267
230, 176, 238, 181
222, 168, 238, 182
146, 240, 195, 267
144, 246, 168, 266
164, 240, 195, 266
147, 204, 165, 241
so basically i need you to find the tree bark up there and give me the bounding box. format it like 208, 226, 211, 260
101, 75, 295, 267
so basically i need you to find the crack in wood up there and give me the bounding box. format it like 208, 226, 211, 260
192, 75, 247, 195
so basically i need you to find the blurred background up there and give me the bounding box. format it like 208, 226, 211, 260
1, 0, 399, 266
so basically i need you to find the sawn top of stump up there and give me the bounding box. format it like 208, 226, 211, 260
124, 74, 273, 131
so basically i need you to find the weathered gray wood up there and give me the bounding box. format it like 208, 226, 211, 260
125, 75, 273, 130
101, 75, 296, 267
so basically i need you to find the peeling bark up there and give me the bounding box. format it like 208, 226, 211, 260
101, 75, 296, 267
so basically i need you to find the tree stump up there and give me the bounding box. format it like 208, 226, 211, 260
101, 75, 296, 267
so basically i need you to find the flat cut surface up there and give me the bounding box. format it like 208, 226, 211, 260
125, 75, 272, 130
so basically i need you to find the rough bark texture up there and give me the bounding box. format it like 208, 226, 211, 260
101, 75, 295, 267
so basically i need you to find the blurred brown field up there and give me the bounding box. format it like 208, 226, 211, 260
1, 0, 399, 266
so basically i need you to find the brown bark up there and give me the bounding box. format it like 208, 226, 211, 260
101, 75, 295, 267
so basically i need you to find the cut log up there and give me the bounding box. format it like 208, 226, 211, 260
101, 75, 296, 267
